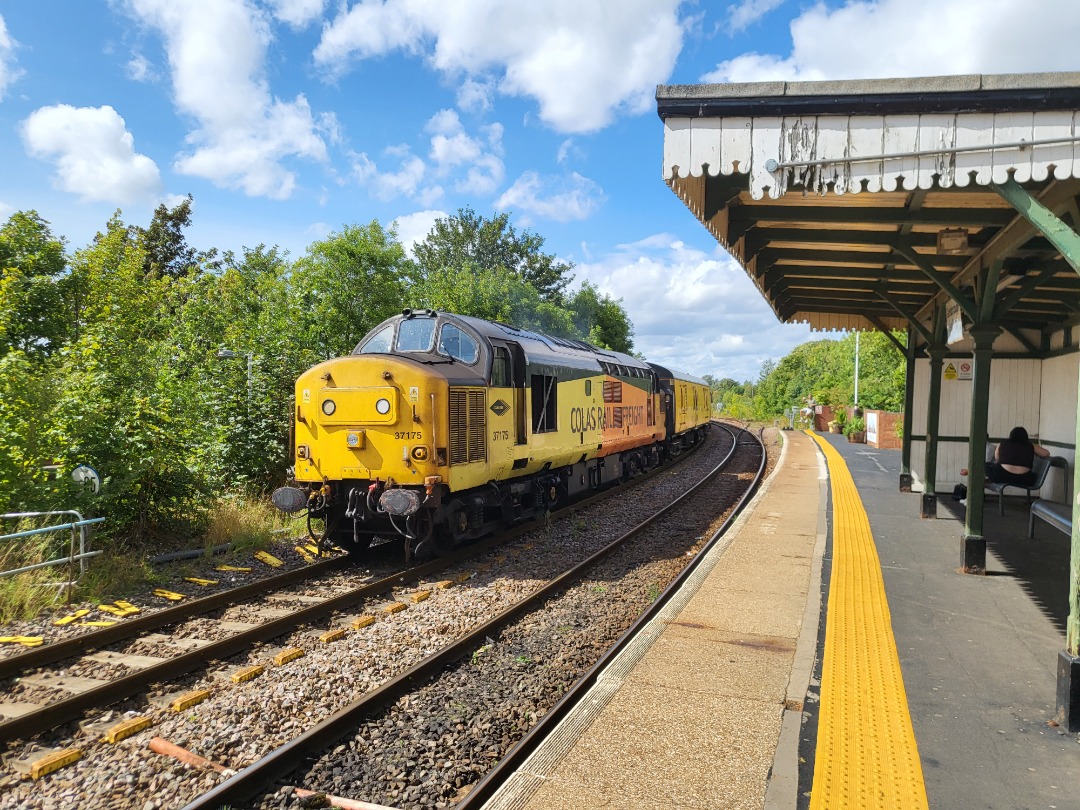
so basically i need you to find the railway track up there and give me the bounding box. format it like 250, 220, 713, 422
178, 422, 763, 810
0, 426, 731, 806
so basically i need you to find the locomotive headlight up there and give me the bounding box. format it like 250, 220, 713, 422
375, 397, 391, 415
411, 446, 429, 461
347, 432, 361, 448
321, 399, 336, 416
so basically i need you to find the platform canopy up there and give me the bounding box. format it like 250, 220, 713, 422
657, 73, 1080, 338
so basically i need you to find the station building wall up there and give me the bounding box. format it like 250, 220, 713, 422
908, 330, 1077, 504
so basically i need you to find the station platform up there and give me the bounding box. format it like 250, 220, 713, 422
481, 430, 1080, 809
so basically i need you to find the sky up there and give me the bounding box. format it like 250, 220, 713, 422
2, 1, 1080, 382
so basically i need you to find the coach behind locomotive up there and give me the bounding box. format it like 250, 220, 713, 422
273, 309, 711, 559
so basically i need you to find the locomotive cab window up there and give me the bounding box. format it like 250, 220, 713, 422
358, 324, 394, 354
531, 374, 557, 433
491, 347, 511, 386
438, 323, 479, 364
396, 318, 436, 352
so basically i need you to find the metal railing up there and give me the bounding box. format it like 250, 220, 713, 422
0, 511, 105, 591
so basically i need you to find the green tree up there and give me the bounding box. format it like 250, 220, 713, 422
132, 195, 219, 279
412, 207, 573, 302
0, 211, 69, 358
292, 222, 409, 358
566, 281, 634, 353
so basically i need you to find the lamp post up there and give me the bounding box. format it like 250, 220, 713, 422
217, 348, 253, 411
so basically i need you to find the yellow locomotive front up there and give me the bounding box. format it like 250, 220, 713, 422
274, 310, 477, 557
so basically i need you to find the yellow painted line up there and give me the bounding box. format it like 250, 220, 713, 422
808, 432, 928, 810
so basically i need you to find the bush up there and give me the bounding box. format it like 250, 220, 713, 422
844, 416, 865, 437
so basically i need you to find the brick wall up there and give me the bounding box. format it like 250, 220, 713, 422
866, 410, 903, 449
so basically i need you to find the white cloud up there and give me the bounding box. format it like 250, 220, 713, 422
351, 149, 429, 201
726, 0, 786, 33
0, 14, 23, 100
126, 52, 158, 82
575, 235, 813, 381
705, 0, 1080, 83
425, 110, 504, 194
495, 171, 604, 223
126, 0, 328, 199
266, 0, 326, 28
392, 209, 448, 258
21, 104, 163, 204
314, 0, 686, 133
457, 77, 494, 112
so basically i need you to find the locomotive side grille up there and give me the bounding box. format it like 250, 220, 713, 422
449, 389, 487, 465
467, 391, 487, 463
449, 390, 469, 465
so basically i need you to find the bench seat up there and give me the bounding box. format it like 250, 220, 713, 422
985, 455, 1068, 516
1028, 500, 1072, 538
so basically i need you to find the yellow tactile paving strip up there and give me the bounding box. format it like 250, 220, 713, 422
808, 432, 928, 810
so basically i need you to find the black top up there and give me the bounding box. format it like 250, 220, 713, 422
997, 439, 1034, 468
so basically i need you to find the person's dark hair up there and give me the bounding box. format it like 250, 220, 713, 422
1008, 426, 1029, 443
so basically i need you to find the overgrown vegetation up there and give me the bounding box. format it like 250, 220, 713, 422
708, 331, 906, 421
0, 203, 635, 555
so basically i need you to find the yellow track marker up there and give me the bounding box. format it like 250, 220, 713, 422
104, 716, 153, 743
433, 580, 453, 590
304, 543, 320, 555
0, 636, 43, 646
383, 601, 406, 614
351, 615, 376, 629
183, 577, 218, 586
53, 609, 91, 626
320, 628, 346, 643
80, 620, 117, 627
454, 571, 474, 583
294, 546, 316, 563
97, 605, 126, 616
114, 600, 140, 615
230, 665, 265, 683
254, 551, 283, 568
273, 648, 304, 665
170, 689, 211, 712
411, 590, 431, 603
808, 432, 928, 810
215, 565, 253, 572
152, 588, 185, 601
30, 748, 81, 780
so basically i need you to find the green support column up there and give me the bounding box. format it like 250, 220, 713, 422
992, 178, 1080, 729
900, 328, 916, 492
922, 346, 945, 518
961, 324, 1001, 574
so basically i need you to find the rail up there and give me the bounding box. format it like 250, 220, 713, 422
0, 511, 105, 589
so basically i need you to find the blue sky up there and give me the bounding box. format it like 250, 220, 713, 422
2, 1, 1079, 381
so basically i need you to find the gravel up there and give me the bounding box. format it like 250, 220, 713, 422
0, 426, 757, 810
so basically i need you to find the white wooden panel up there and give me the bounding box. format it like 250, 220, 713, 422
991, 112, 1034, 184
882, 115, 921, 191
779, 116, 818, 193
954, 113, 994, 187
815, 117, 852, 194
1031, 110, 1075, 182
720, 117, 752, 176
847, 116, 885, 193
664, 118, 692, 180
749, 117, 784, 199
691, 119, 723, 178
917, 114, 956, 189
1037, 354, 1078, 503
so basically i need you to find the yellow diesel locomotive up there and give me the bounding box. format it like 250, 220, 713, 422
273, 309, 712, 558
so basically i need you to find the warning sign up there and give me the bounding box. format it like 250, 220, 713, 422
944, 363, 957, 380
957, 361, 973, 380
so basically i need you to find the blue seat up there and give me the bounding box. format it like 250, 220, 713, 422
1029, 499, 1071, 538
985, 455, 1067, 516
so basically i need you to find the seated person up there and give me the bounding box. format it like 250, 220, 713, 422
984, 426, 1049, 486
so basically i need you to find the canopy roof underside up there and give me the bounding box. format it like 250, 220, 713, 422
657, 73, 1080, 337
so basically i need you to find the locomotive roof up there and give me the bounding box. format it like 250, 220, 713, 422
647, 362, 708, 387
